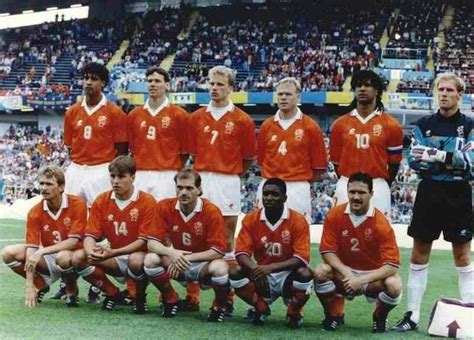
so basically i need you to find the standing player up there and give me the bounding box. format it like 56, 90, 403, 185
257, 77, 327, 222
229, 178, 313, 329
63, 62, 128, 206
143, 169, 230, 321
127, 66, 189, 201
330, 70, 403, 216
187, 65, 257, 311
314, 172, 402, 333
393, 73, 473, 332
71, 156, 156, 313
1, 166, 87, 308
62, 62, 128, 302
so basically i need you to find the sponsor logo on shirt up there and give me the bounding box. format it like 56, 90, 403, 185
43, 224, 50, 231
108, 214, 114, 221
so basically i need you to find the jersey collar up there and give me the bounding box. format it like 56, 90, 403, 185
43, 193, 69, 221
175, 197, 203, 223
274, 108, 303, 122
111, 186, 139, 202
344, 202, 375, 228
81, 93, 107, 116
350, 108, 382, 125
206, 100, 235, 121
144, 97, 169, 117
260, 204, 290, 232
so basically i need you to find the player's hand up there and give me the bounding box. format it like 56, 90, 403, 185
342, 277, 364, 296
25, 287, 38, 308
410, 145, 446, 163
88, 247, 106, 263
169, 250, 192, 272
167, 263, 181, 279
25, 252, 42, 274
250, 264, 273, 281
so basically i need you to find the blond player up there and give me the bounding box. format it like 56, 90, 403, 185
257, 77, 327, 222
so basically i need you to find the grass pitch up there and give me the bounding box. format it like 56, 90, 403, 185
0, 219, 462, 339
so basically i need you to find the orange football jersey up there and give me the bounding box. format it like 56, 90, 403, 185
26, 194, 87, 249
258, 111, 328, 181
85, 190, 155, 250
127, 102, 189, 170
235, 206, 311, 266
330, 110, 403, 179
187, 105, 257, 174
147, 198, 226, 254
319, 203, 400, 271
63, 99, 128, 165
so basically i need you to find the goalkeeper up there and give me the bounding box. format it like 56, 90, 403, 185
393, 72, 473, 332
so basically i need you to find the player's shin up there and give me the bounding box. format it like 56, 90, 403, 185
315, 280, 341, 316
144, 266, 178, 303
287, 280, 313, 316
6, 261, 48, 290
77, 266, 120, 297
211, 274, 230, 309
457, 264, 474, 303
375, 291, 402, 318
58, 266, 78, 296
230, 277, 257, 306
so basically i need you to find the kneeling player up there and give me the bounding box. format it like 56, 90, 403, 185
72, 156, 155, 313
313, 172, 402, 333
1, 166, 87, 308
144, 169, 230, 321
229, 178, 313, 329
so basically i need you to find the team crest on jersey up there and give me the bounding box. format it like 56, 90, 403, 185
457, 126, 464, 138
130, 208, 139, 222
342, 229, 349, 237
271, 135, 277, 142
63, 217, 71, 228
294, 129, 304, 141
373, 124, 383, 136
161, 116, 171, 129
193, 222, 203, 235
140, 120, 147, 128
204, 125, 210, 133
77, 119, 83, 127
364, 228, 373, 241
172, 225, 179, 232
281, 230, 291, 243
348, 128, 355, 135
108, 214, 114, 221
260, 236, 268, 244
225, 121, 235, 134
97, 115, 107, 128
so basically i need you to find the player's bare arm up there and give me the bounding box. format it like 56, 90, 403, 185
185, 248, 223, 263
24, 247, 39, 308
322, 252, 354, 279
25, 238, 79, 274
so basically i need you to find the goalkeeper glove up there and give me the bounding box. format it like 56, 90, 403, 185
410, 145, 447, 163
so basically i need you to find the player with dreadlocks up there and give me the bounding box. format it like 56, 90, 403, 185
328, 70, 403, 217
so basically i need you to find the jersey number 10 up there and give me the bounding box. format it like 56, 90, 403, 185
355, 134, 370, 149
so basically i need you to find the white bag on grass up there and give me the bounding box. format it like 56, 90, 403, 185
428, 298, 474, 338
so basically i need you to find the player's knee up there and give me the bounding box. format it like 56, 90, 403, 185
143, 252, 161, 268
313, 263, 332, 282
295, 267, 313, 282
410, 242, 431, 264
71, 250, 87, 269
128, 252, 145, 273
453, 251, 471, 267
56, 251, 73, 268
208, 259, 229, 277
1, 245, 15, 263
229, 265, 244, 280
383, 274, 403, 297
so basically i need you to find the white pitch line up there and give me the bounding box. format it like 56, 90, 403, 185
0, 239, 23, 242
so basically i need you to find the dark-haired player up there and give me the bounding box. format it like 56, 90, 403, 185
230, 178, 313, 329
330, 70, 403, 216
314, 172, 402, 333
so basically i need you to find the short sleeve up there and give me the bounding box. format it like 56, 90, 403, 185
309, 119, 328, 170
240, 114, 257, 160
329, 118, 344, 164
205, 206, 226, 254
113, 106, 128, 144
146, 201, 170, 242
319, 208, 340, 254
68, 197, 88, 240
235, 215, 255, 258
85, 197, 105, 240
291, 213, 311, 265
25, 208, 41, 248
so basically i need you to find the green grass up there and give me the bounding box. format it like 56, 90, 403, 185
0, 219, 461, 339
